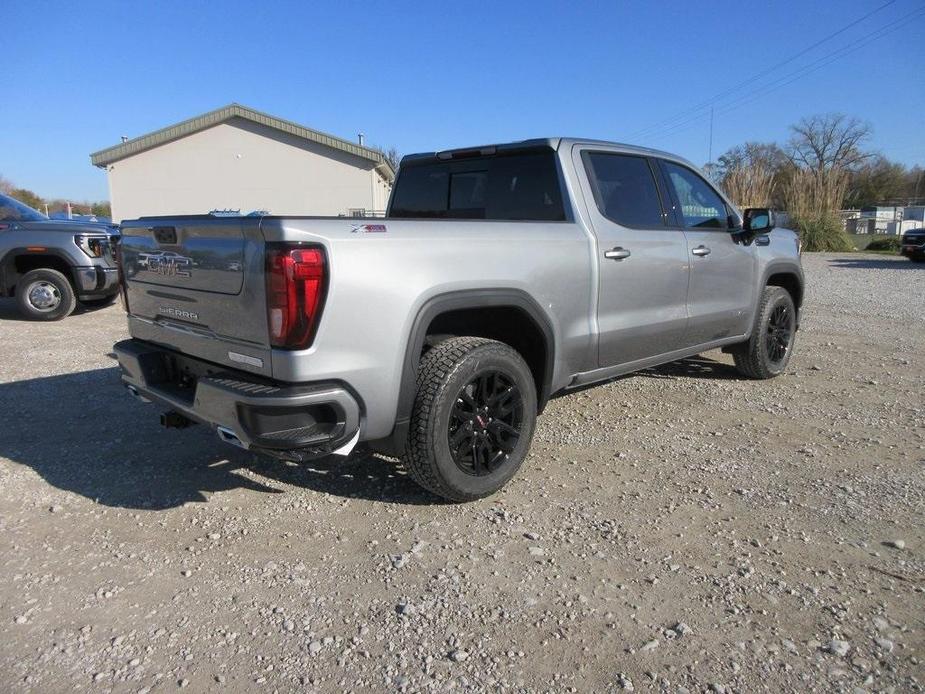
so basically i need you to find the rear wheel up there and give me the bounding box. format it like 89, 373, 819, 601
731, 286, 796, 379
403, 337, 537, 502
15, 268, 77, 321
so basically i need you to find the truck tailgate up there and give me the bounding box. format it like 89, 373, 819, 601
119, 217, 272, 377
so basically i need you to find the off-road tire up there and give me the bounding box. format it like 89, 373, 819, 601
15, 268, 77, 321
732, 286, 796, 379
81, 293, 119, 308
403, 337, 537, 502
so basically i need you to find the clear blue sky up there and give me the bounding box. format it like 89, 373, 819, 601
3, 0, 924, 201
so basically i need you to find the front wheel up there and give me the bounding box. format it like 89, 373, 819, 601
15, 268, 77, 321
732, 286, 797, 379
403, 337, 537, 502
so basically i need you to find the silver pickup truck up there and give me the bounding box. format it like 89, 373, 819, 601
0, 193, 121, 320
114, 138, 804, 501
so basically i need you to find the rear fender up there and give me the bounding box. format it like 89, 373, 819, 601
371, 288, 555, 456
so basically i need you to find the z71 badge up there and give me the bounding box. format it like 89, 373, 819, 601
350, 223, 387, 234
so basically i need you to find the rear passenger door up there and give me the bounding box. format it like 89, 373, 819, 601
576, 149, 690, 367
657, 160, 757, 345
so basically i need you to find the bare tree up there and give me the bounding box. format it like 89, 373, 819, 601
0, 174, 13, 194
787, 113, 872, 175
781, 114, 870, 251
383, 146, 400, 172
372, 145, 401, 172
846, 155, 908, 207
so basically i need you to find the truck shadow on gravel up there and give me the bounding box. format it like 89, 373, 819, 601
640, 356, 743, 380
827, 257, 923, 270
0, 367, 435, 510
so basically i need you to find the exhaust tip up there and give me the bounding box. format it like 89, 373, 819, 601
217, 426, 248, 450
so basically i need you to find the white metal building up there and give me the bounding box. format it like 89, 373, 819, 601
90, 104, 394, 222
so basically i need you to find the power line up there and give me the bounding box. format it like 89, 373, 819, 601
630, 0, 900, 140
643, 5, 925, 146
629, 0, 899, 141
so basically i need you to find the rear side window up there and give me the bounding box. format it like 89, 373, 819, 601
582, 153, 665, 228
389, 152, 565, 221
662, 161, 728, 229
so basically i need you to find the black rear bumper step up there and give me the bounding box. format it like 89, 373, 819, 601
114, 339, 361, 456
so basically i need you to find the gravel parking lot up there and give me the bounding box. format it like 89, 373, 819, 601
0, 252, 922, 693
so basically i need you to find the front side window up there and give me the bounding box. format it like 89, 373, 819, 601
662, 162, 728, 229
583, 153, 665, 228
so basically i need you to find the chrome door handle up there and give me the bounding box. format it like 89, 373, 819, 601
604, 247, 631, 260
692, 245, 711, 257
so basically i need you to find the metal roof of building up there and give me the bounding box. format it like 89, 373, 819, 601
90, 103, 395, 181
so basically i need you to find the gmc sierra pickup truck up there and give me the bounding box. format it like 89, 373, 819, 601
1, 193, 120, 320
114, 138, 804, 501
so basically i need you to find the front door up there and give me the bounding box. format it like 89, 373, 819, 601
658, 160, 757, 345
575, 148, 690, 367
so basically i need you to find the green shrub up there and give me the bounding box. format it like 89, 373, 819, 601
865, 237, 901, 251
792, 212, 854, 252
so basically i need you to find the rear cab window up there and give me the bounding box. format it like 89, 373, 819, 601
389, 151, 566, 221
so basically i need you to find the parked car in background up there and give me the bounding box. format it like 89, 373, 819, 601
0, 193, 121, 320
114, 138, 804, 501
900, 228, 925, 262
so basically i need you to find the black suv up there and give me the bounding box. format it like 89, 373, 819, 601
901, 229, 925, 263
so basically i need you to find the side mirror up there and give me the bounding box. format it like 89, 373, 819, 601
743, 208, 775, 233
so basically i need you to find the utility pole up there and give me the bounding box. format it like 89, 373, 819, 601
708, 107, 714, 164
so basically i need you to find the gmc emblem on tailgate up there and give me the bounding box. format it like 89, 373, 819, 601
139, 251, 193, 277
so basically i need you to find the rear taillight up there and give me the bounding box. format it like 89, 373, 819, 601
266, 245, 326, 349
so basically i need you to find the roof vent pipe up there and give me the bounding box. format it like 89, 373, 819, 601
358, 133, 365, 146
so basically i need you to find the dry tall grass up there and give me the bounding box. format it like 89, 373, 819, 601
781, 168, 853, 251
782, 168, 848, 219
721, 161, 777, 209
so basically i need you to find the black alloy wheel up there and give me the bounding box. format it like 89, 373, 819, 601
403, 336, 538, 502
448, 370, 525, 476
731, 285, 797, 379
765, 303, 794, 365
